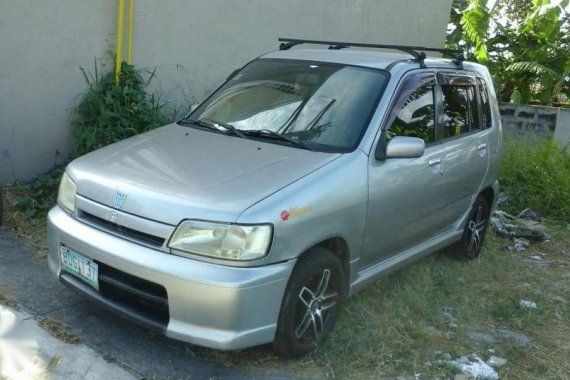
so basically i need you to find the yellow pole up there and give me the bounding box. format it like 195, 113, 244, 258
127, 0, 134, 65
115, 0, 125, 84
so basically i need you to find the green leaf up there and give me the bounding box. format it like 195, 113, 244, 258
510, 89, 522, 104
460, 0, 490, 63
507, 61, 562, 80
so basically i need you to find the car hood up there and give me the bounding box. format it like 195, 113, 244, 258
68, 124, 340, 225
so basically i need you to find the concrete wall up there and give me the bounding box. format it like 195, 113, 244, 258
499, 103, 570, 147
553, 108, 570, 149
0, 1, 116, 185
499, 103, 559, 139
0, 0, 453, 184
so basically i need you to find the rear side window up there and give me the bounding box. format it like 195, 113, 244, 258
388, 83, 435, 144
441, 85, 478, 138
477, 78, 492, 129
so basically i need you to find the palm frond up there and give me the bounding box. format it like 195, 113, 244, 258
507, 61, 562, 79
460, 0, 490, 62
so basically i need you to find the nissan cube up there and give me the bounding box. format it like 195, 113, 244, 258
48, 39, 502, 358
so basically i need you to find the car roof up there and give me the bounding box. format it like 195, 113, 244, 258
260, 48, 480, 72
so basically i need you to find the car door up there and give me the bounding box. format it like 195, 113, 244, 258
361, 71, 491, 268
430, 72, 490, 226
361, 71, 455, 267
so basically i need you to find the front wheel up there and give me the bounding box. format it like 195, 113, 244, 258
273, 247, 346, 358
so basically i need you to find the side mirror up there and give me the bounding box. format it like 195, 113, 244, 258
385, 136, 425, 159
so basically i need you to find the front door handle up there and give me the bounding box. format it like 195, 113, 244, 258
477, 143, 488, 151
428, 158, 442, 166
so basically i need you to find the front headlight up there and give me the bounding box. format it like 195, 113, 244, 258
168, 220, 272, 261
57, 172, 77, 212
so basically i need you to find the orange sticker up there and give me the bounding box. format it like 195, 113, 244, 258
280, 206, 314, 221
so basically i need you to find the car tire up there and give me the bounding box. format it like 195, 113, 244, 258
453, 195, 490, 260
273, 247, 346, 358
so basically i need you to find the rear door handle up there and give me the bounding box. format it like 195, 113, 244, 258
477, 143, 488, 151
428, 158, 442, 166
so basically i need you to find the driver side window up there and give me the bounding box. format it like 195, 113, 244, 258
387, 83, 435, 144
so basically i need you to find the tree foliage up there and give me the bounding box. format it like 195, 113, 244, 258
447, 0, 570, 105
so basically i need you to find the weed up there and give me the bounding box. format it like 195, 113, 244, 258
10, 168, 63, 218
39, 317, 83, 344
500, 139, 570, 221
1, 169, 61, 259
73, 60, 175, 156
0, 286, 18, 309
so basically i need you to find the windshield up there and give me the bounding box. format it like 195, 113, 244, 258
185, 59, 389, 152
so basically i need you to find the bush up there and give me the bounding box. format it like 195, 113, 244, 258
10, 168, 63, 218
500, 139, 570, 221
73, 62, 172, 155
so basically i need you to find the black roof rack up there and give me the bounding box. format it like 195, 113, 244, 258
278, 38, 465, 69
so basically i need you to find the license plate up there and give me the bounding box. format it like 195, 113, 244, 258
60, 246, 99, 291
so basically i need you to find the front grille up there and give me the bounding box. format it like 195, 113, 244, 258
96, 261, 169, 327
80, 211, 166, 248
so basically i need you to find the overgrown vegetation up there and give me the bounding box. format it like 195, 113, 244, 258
447, 0, 570, 105
74, 61, 173, 155
1, 170, 62, 258
9, 169, 63, 218
501, 139, 570, 221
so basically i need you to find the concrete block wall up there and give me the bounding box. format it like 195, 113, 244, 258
499, 103, 558, 139
499, 103, 570, 147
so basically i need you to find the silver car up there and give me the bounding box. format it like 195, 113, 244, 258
47, 39, 502, 358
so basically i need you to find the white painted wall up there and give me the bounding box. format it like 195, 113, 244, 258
0, 0, 452, 184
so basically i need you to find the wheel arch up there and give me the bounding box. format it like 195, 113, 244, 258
297, 237, 351, 293
479, 186, 495, 208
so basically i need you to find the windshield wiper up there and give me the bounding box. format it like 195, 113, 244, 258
180, 118, 248, 139
243, 129, 313, 151
307, 99, 336, 130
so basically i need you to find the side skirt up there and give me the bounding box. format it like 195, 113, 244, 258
349, 229, 463, 296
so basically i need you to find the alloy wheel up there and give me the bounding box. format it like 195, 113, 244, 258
294, 269, 338, 343
467, 205, 487, 256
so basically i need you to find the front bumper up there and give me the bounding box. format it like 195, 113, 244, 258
47, 206, 295, 350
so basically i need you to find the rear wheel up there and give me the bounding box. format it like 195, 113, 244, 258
453, 195, 490, 259
273, 247, 346, 358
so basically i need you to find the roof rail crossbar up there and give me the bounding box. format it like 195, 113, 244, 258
278, 38, 464, 69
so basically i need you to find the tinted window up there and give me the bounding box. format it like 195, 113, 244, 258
477, 78, 492, 129
387, 83, 435, 143
189, 60, 388, 152
441, 85, 477, 138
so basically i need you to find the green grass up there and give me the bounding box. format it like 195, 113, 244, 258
187, 227, 570, 379
501, 139, 570, 221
